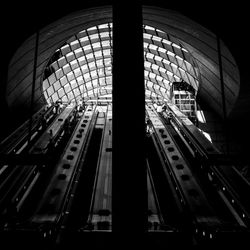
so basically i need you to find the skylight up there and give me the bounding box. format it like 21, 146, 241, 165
42, 23, 199, 104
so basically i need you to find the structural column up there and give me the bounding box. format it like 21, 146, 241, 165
112, 2, 147, 244
28, 30, 39, 145
217, 36, 229, 154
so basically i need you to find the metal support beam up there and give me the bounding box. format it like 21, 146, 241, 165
112, 2, 147, 245
217, 36, 229, 154
28, 31, 39, 145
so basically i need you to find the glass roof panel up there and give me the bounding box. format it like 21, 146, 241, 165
42, 22, 199, 104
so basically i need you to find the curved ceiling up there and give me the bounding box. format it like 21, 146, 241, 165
6, 5, 240, 120
42, 23, 199, 104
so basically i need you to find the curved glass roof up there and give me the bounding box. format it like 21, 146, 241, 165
42, 23, 199, 104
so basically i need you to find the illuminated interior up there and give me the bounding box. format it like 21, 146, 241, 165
42, 23, 199, 106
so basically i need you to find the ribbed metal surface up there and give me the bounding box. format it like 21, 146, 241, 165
6, 6, 240, 120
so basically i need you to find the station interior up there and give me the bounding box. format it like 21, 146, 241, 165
0, 1, 250, 248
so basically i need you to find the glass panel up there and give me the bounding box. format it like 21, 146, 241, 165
73, 88, 80, 97
70, 59, 78, 69
100, 32, 109, 38
86, 81, 92, 90
84, 73, 91, 82
76, 76, 84, 84
92, 42, 101, 49
90, 70, 98, 78
61, 44, 71, 55
99, 77, 106, 86
89, 33, 99, 40
51, 92, 59, 102
86, 53, 94, 60
83, 44, 91, 51
79, 36, 89, 43
47, 85, 54, 96
48, 73, 56, 85
75, 48, 84, 58
53, 81, 60, 91
58, 87, 65, 98
87, 26, 97, 31
64, 83, 71, 93
103, 49, 110, 56
55, 68, 64, 80
67, 72, 74, 82
62, 64, 71, 74
81, 64, 88, 73
92, 79, 98, 88
106, 76, 112, 85
98, 23, 109, 29
74, 68, 81, 78
70, 79, 77, 89
70, 40, 79, 46
43, 79, 49, 90
58, 56, 67, 68
94, 50, 102, 58
62, 95, 68, 103
67, 91, 74, 100
60, 76, 68, 86
66, 52, 75, 62
102, 40, 110, 47
44, 91, 48, 101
